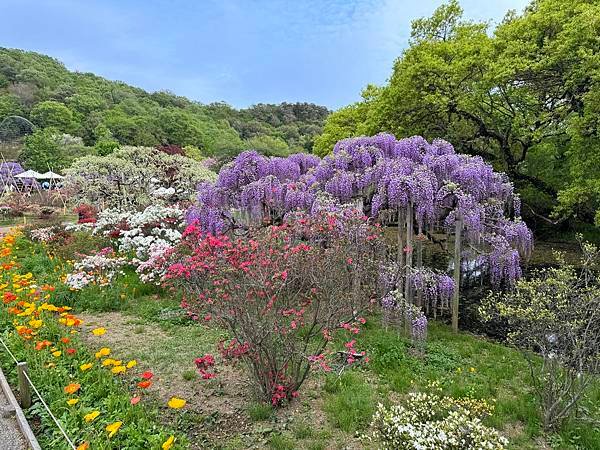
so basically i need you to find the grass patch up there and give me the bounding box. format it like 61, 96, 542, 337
182, 370, 197, 381
268, 433, 295, 450
291, 420, 313, 439
246, 402, 274, 421
323, 371, 376, 432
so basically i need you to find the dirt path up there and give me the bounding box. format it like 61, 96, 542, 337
0, 387, 26, 450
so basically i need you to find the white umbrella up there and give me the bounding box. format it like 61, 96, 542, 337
15, 170, 44, 179
40, 171, 64, 179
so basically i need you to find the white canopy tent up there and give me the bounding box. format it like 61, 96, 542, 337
15, 170, 44, 179
40, 171, 64, 180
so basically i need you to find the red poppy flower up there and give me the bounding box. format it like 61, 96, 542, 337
137, 380, 152, 389
141, 371, 154, 380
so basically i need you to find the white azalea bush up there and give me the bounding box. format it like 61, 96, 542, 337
93, 205, 185, 284
369, 388, 508, 449
29, 226, 58, 243
64, 248, 128, 290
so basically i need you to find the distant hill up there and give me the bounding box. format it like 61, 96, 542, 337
0, 48, 329, 160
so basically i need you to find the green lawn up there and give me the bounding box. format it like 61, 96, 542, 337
6, 237, 600, 449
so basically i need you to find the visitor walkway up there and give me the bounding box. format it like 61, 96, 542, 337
0, 382, 26, 450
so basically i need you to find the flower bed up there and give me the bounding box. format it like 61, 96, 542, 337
0, 230, 184, 449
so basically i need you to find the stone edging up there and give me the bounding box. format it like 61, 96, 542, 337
0, 365, 41, 450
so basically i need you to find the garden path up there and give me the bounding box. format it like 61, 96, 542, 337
0, 386, 26, 450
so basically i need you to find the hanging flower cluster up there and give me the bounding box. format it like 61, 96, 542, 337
190, 134, 532, 287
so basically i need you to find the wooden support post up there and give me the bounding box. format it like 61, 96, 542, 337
452, 217, 463, 333
396, 211, 404, 292
416, 227, 423, 308
404, 205, 414, 304
17, 362, 31, 409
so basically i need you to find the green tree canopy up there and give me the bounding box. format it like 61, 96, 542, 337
317, 0, 600, 229
0, 47, 329, 160
30, 100, 78, 133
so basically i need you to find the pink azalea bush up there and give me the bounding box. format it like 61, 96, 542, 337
166, 207, 385, 406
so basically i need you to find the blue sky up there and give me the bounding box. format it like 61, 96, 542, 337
1, 0, 530, 109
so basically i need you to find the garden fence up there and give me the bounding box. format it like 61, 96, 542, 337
0, 335, 77, 449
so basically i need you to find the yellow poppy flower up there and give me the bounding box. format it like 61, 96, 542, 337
111, 366, 126, 374
126, 360, 137, 369
92, 327, 106, 336
67, 398, 79, 406
84, 411, 100, 422
102, 358, 116, 367
80, 363, 93, 372
95, 347, 111, 358
76, 442, 89, 450
52, 350, 62, 357
162, 435, 175, 450
29, 319, 43, 329
106, 421, 122, 437
167, 397, 186, 409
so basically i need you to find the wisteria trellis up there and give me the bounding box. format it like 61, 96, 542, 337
187, 133, 533, 331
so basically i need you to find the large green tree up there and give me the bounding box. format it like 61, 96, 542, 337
29, 100, 78, 133
318, 0, 600, 228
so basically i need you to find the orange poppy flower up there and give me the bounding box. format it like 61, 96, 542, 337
64, 383, 80, 394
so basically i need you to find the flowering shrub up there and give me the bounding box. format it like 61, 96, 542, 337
369, 387, 508, 449
29, 226, 58, 243
167, 208, 385, 405
74, 204, 97, 224
135, 241, 175, 284
95, 205, 184, 260
65, 248, 128, 290
64, 146, 216, 209
480, 238, 600, 431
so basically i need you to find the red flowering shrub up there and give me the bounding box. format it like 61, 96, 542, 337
74, 204, 97, 224
167, 209, 385, 406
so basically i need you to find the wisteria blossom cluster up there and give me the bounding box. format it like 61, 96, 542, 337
369, 390, 508, 449
409, 267, 455, 312
64, 248, 128, 290
381, 290, 428, 350
189, 134, 532, 287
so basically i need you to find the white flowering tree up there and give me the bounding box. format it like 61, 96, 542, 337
64, 146, 216, 209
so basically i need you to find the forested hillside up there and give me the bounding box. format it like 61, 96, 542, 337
0, 48, 328, 166
315, 0, 600, 232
